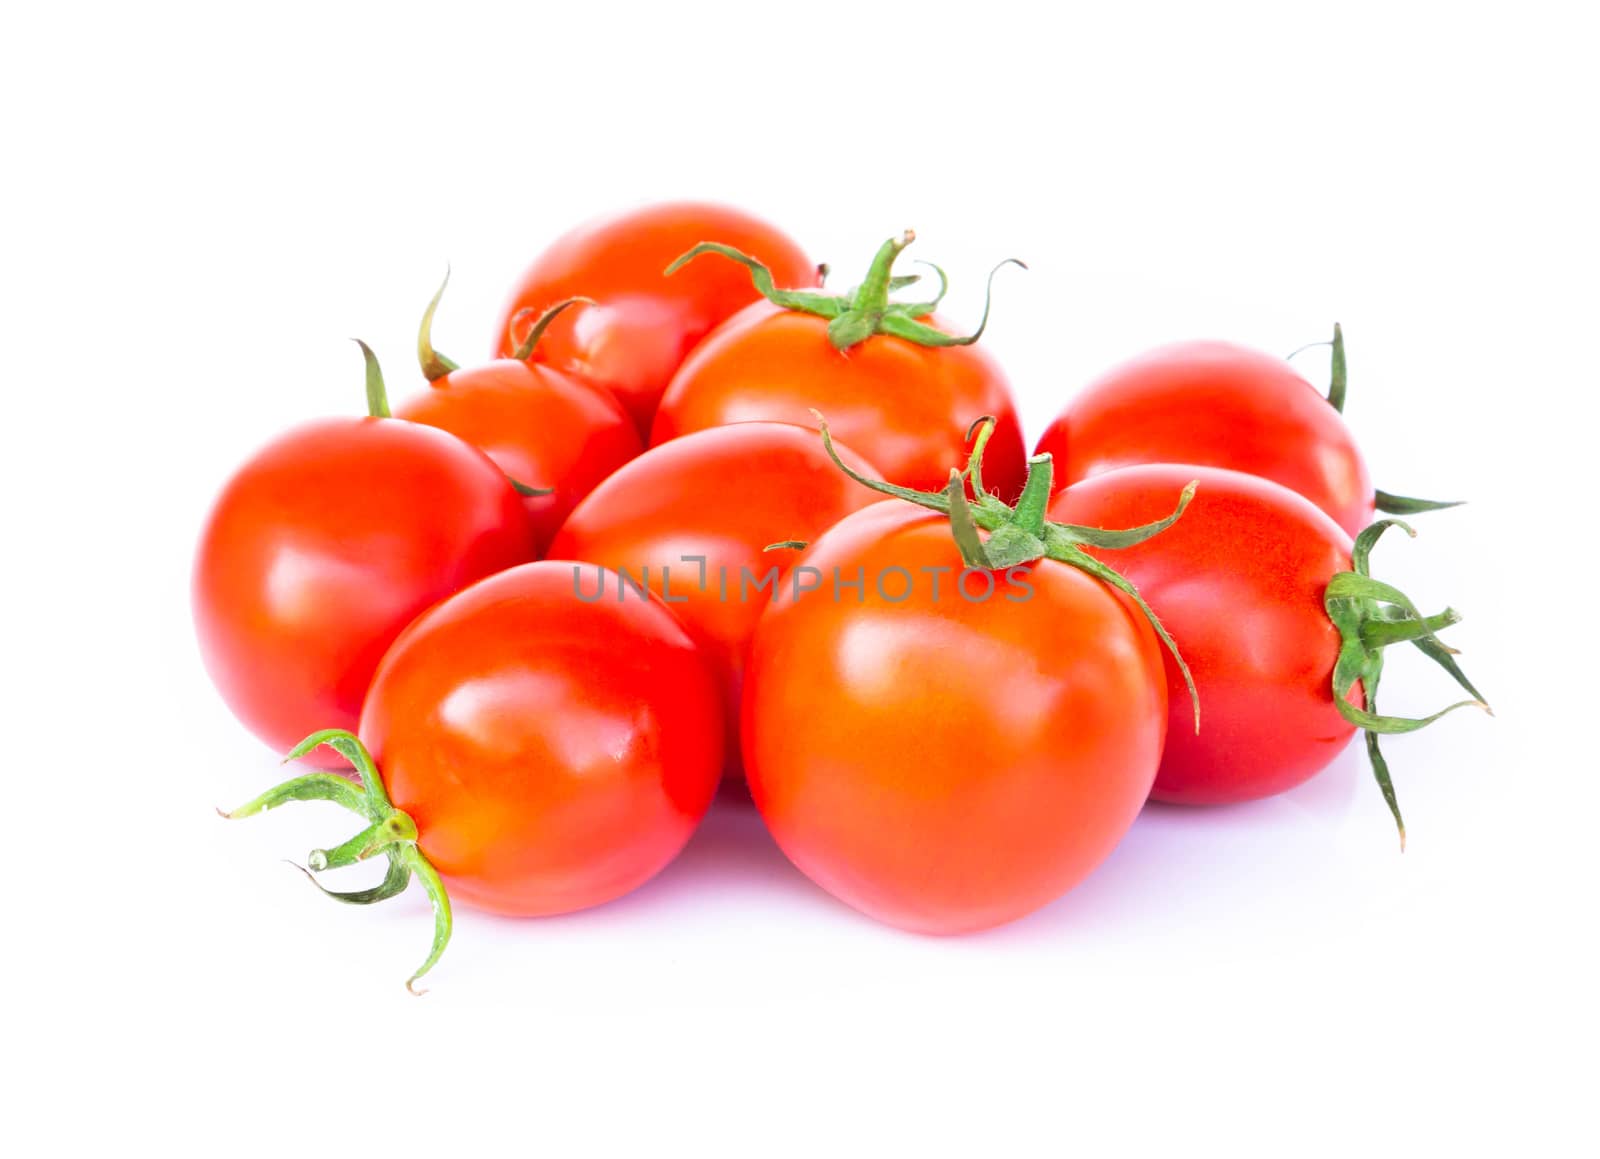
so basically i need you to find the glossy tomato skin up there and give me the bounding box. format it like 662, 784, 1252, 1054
360, 561, 724, 915
492, 202, 816, 433
1050, 464, 1359, 805
193, 418, 536, 758
394, 359, 641, 554
547, 422, 883, 778
742, 501, 1168, 933
1036, 340, 1374, 537
652, 303, 1029, 500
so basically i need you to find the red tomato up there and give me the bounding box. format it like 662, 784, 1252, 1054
1036, 339, 1376, 536
396, 286, 640, 554
492, 201, 816, 433
1051, 465, 1359, 804
547, 422, 884, 778
651, 232, 1028, 500
364, 562, 723, 915
741, 500, 1168, 933
1050, 464, 1484, 838
194, 349, 535, 759
225, 561, 724, 989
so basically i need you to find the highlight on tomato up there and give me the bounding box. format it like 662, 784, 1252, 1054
740, 419, 1197, 934
1050, 463, 1489, 844
651, 230, 1030, 501
492, 201, 817, 434
1034, 325, 1459, 538
193, 344, 535, 760
547, 421, 885, 779
222, 561, 725, 991
394, 273, 641, 554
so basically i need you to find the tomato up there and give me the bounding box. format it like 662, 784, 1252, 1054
226, 561, 725, 990
650, 231, 1029, 500
1036, 337, 1382, 537
395, 281, 640, 554
492, 201, 816, 433
740, 425, 1187, 933
1050, 464, 1485, 839
547, 421, 884, 778
194, 344, 535, 760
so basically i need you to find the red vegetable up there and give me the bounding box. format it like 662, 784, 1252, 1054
651, 231, 1029, 500
1035, 327, 1457, 538
1050, 464, 1488, 841
394, 276, 641, 554
224, 561, 725, 991
741, 422, 1192, 932
547, 421, 884, 778
492, 201, 816, 433
193, 345, 534, 758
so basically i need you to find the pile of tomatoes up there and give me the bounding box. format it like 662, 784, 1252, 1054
196, 202, 1488, 991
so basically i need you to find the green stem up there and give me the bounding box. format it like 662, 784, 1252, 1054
221, 729, 454, 992
353, 340, 390, 418
1324, 520, 1490, 846
1328, 322, 1347, 412
512, 297, 594, 361
417, 269, 460, 382
666, 233, 1024, 353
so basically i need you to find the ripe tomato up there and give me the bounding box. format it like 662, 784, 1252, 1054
226, 561, 725, 990
492, 201, 816, 433
547, 421, 884, 777
1050, 464, 1485, 840
193, 345, 535, 759
1036, 338, 1378, 537
650, 231, 1028, 500
739, 420, 1195, 932
395, 280, 640, 554
742, 499, 1168, 933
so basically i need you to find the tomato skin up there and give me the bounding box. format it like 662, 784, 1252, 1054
193, 418, 536, 758
360, 562, 724, 915
651, 303, 1028, 500
394, 359, 641, 554
547, 422, 883, 778
1050, 464, 1358, 805
741, 501, 1167, 933
1036, 340, 1374, 537
492, 202, 816, 433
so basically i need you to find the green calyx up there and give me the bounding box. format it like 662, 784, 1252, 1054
814, 412, 1201, 730
665, 229, 1026, 353
1324, 519, 1491, 848
220, 728, 452, 994
1297, 323, 1464, 515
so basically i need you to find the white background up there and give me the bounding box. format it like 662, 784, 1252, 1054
4, 2, 1595, 1154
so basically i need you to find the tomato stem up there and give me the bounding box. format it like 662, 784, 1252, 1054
1324, 519, 1491, 846
511, 297, 594, 362
417, 268, 460, 382
666, 233, 1025, 353
354, 340, 391, 418
220, 728, 454, 993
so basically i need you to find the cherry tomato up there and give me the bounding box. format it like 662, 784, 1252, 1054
651, 231, 1028, 500
397, 285, 640, 554
363, 562, 723, 916
193, 346, 535, 758
1036, 338, 1376, 536
547, 421, 884, 777
492, 201, 816, 433
224, 561, 725, 990
741, 499, 1168, 933
1051, 464, 1360, 804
